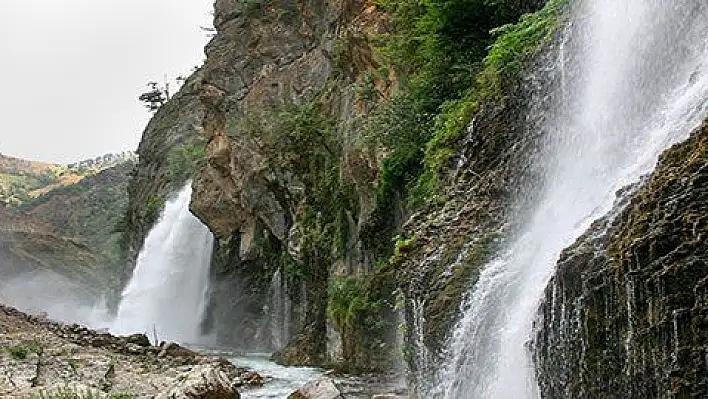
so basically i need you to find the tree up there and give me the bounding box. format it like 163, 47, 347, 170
138, 81, 168, 112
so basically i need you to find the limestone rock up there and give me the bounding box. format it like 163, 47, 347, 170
157, 364, 238, 399
288, 377, 343, 399
0, 304, 244, 398
158, 342, 200, 359
534, 118, 708, 398
30, 383, 107, 399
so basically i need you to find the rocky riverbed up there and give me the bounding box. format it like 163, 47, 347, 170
0, 304, 262, 398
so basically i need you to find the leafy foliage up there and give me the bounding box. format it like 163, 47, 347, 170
360, 0, 554, 260
231, 102, 357, 261
143, 196, 165, 226
167, 142, 206, 185
327, 276, 383, 332
7, 344, 29, 360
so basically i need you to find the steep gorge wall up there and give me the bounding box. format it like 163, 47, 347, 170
124, 0, 395, 369
121, 78, 207, 292
192, 0, 391, 366
534, 118, 708, 398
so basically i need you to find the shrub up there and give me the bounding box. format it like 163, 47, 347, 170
167, 142, 206, 185
8, 345, 28, 360
327, 276, 380, 331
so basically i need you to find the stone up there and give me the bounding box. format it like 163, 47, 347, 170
158, 342, 199, 359
30, 383, 107, 399
125, 333, 151, 347
534, 119, 708, 398
157, 364, 239, 399
0, 304, 247, 398
288, 377, 343, 399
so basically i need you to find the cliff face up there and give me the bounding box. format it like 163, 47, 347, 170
0, 209, 106, 320
125, 0, 393, 369
124, 0, 707, 387
121, 80, 207, 293
0, 211, 102, 286
19, 163, 134, 275
534, 119, 708, 398
193, 0, 389, 366
0, 157, 136, 320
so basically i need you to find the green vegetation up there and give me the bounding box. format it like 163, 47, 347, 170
230, 101, 357, 263
0, 172, 53, 205
327, 275, 387, 367
0, 153, 135, 207
327, 276, 380, 331
7, 344, 29, 360
17, 162, 134, 291
360, 0, 565, 261
390, 234, 416, 266
144, 196, 165, 225
167, 141, 206, 185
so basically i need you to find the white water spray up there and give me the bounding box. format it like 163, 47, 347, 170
269, 267, 292, 349
434, 1, 708, 398
111, 184, 214, 344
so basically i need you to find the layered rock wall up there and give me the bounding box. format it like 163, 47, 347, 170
124, 0, 393, 368
534, 119, 708, 398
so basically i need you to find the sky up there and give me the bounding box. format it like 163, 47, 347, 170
0, 0, 214, 164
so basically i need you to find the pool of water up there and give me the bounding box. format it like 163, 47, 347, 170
229, 353, 324, 398
199, 348, 407, 398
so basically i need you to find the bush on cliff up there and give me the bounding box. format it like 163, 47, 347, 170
362, 0, 560, 260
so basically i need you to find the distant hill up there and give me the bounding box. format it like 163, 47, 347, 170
18, 162, 135, 275
0, 152, 136, 206
0, 208, 104, 290
0, 153, 136, 303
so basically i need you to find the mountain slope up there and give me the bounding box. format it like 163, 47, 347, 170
0, 152, 135, 207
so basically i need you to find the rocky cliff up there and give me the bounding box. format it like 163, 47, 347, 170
0, 210, 103, 288
534, 118, 708, 398
0, 209, 107, 322
125, 2, 707, 392
19, 163, 134, 277
192, 0, 390, 367
124, 0, 396, 370
124, 0, 554, 372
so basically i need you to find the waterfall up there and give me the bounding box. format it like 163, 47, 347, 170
269, 267, 292, 349
111, 184, 214, 345
434, 1, 708, 398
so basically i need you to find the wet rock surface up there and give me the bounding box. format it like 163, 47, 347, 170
0, 304, 257, 398
288, 376, 343, 399
534, 118, 708, 398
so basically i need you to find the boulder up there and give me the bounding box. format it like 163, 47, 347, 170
124, 333, 151, 347
157, 364, 239, 399
158, 342, 199, 358
288, 377, 343, 399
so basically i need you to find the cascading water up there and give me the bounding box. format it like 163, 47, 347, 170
432, 1, 708, 398
111, 184, 214, 344
269, 267, 292, 349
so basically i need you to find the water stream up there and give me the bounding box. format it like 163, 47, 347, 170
110, 184, 214, 345
433, 1, 708, 397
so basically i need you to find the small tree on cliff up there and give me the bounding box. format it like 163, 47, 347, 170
138, 81, 169, 112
